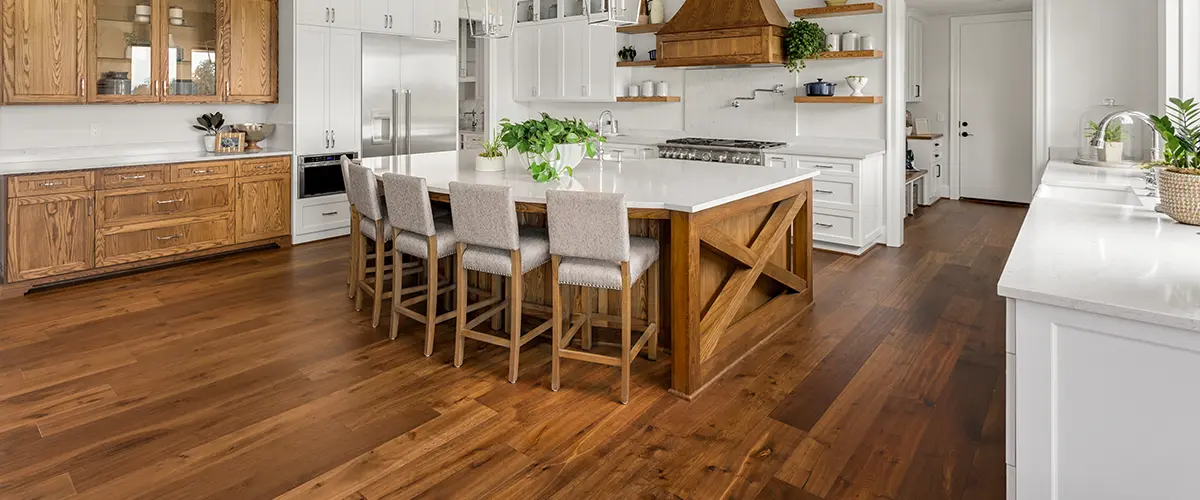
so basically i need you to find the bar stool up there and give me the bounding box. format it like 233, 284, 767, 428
546, 190, 660, 404
346, 163, 400, 328
381, 173, 459, 355
450, 181, 555, 383
341, 156, 359, 299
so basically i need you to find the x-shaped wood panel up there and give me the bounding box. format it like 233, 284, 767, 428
697, 192, 808, 361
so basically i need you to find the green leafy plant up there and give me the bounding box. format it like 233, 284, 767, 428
783, 19, 826, 73
1086, 120, 1128, 143
478, 131, 505, 159
1150, 97, 1200, 174
618, 46, 637, 62
192, 112, 224, 134
498, 113, 606, 183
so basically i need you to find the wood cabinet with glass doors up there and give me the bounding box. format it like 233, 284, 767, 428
1, 0, 275, 104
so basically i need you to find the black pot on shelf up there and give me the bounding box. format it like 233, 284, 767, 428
804, 78, 837, 97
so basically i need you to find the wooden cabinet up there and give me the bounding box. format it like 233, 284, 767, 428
235, 174, 290, 243
294, 25, 360, 154
224, 0, 277, 103
1, 0, 88, 104
96, 213, 233, 266
5, 194, 94, 282
906, 14, 924, 103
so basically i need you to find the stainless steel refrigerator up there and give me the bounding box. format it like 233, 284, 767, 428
361, 34, 458, 159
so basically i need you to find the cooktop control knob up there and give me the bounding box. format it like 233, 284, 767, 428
701, 151, 713, 162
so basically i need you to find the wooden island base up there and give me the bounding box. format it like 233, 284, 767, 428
442, 180, 815, 399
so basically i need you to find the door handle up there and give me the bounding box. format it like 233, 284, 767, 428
815, 189, 834, 195
326, 7, 330, 22
331, 130, 336, 148
403, 89, 413, 154
961, 132, 973, 137
915, 84, 921, 98
815, 222, 834, 229
325, 130, 331, 148
331, 7, 336, 23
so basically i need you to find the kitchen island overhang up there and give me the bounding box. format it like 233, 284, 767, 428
363, 151, 819, 399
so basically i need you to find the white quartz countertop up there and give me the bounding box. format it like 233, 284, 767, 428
0, 149, 293, 175
361, 150, 820, 213
998, 161, 1200, 332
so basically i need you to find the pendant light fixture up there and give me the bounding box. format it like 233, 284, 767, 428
586, 0, 642, 27
465, 0, 516, 39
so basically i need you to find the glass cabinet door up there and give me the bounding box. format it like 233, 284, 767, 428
161, 0, 221, 101
93, 0, 161, 101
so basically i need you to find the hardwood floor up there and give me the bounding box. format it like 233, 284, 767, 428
0, 200, 1026, 500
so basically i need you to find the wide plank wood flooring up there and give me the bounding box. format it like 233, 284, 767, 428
0, 200, 1025, 500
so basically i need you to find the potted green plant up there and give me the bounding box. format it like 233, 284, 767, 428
618, 46, 637, 63
498, 113, 605, 183
191, 112, 225, 153
1149, 97, 1200, 225
1086, 120, 1129, 162
475, 133, 507, 172
783, 19, 826, 73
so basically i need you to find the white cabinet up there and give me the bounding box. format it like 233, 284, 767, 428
514, 20, 618, 102
601, 143, 656, 161
764, 153, 884, 255
295, 26, 362, 155
909, 137, 943, 204
413, 0, 458, 40
298, 0, 360, 29
361, 0, 413, 34
537, 24, 563, 99
906, 15, 924, 103
514, 26, 540, 101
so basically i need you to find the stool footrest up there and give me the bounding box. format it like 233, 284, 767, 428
520, 318, 554, 346
465, 301, 507, 331
561, 314, 587, 347
631, 323, 657, 357
462, 329, 511, 348
558, 348, 621, 367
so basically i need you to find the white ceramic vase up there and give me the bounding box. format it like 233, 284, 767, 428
475, 155, 506, 172
1100, 141, 1124, 163
846, 77, 868, 97
202, 134, 217, 153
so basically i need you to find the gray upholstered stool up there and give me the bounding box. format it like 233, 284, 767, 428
382, 173, 459, 355
546, 190, 660, 404
346, 163, 404, 328
341, 156, 360, 299
449, 181, 554, 383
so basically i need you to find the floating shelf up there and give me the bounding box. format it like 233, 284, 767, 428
617, 60, 659, 67
793, 96, 882, 104
794, 2, 884, 18
617, 23, 666, 34
813, 50, 884, 60
616, 96, 680, 103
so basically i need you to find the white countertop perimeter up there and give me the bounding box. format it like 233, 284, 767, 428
361, 150, 820, 213
0, 148, 293, 175
997, 161, 1200, 332
603, 134, 887, 160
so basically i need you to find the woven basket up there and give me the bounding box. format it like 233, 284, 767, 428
1158, 169, 1200, 226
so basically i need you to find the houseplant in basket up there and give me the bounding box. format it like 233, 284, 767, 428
1149, 97, 1200, 225
475, 132, 507, 172
498, 114, 605, 183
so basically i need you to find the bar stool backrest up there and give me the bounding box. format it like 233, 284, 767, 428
381, 173, 436, 237
546, 190, 630, 263
449, 181, 520, 250
347, 163, 384, 221
340, 156, 358, 200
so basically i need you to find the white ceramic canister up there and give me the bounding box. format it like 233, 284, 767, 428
168, 6, 184, 18
655, 81, 669, 97
858, 35, 876, 51
135, 3, 152, 15
825, 33, 841, 52
627, 84, 640, 98
641, 80, 655, 97
840, 30, 859, 51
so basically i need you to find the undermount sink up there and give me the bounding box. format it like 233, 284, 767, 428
1037, 184, 1145, 207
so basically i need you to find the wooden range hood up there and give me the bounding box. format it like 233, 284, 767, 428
655, 0, 790, 68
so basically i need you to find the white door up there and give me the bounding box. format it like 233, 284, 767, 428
538, 25, 563, 99
360, 0, 390, 33
587, 25, 616, 100
327, 29, 361, 153
389, 0, 414, 35
562, 24, 586, 100
514, 27, 538, 101
956, 15, 1033, 203
295, 25, 330, 155
328, 0, 359, 29
296, 0, 330, 27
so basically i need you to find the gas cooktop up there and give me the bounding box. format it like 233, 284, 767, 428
658, 137, 788, 165
664, 138, 788, 150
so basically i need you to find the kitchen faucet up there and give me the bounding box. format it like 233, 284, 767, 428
1090, 110, 1165, 163
732, 84, 786, 108
598, 110, 619, 136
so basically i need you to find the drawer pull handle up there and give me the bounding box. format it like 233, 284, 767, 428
815, 189, 835, 195
813, 165, 834, 169
39, 181, 65, 187
254, 165, 273, 170
156, 198, 185, 205
815, 222, 834, 228
120, 174, 147, 180
156, 234, 184, 241
321, 211, 339, 216
193, 169, 214, 174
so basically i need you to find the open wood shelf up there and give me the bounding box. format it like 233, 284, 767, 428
793, 96, 882, 104
617, 23, 666, 34
794, 2, 884, 18
617, 60, 659, 67
616, 96, 681, 103
812, 50, 884, 60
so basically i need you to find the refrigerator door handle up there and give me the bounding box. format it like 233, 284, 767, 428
391, 89, 401, 156
403, 89, 413, 155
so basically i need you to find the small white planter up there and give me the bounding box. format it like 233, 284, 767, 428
475, 155, 506, 172
846, 77, 868, 97
1099, 141, 1124, 162
202, 134, 217, 153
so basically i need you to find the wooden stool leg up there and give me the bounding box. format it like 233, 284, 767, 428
389, 231, 402, 340
619, 262, 632, 404
491, 275, 504, 332
583, 287, 593, 350
550, 256, 562, 392
371, 221, 386, 328
647, 260, 659, 361
354, 234, 368, 312
424, 237, 439, 357
508, 250, 523, 384
348, 210, 358, 299
454, 243, 467, 368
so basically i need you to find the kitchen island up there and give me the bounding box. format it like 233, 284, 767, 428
362, 150, 820, 399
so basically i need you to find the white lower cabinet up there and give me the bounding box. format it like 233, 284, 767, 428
294, 195, 352, 243
765, 152, 884, 255
909, 137, 943, 204
601, 143, 656, 161
514, 19, 617, 103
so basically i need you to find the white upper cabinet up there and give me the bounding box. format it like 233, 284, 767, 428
514, 20, 618, 103
362, 0, 414, 35
586, 25, 616, 101
299, 0, 360, 29
515, 26, 540, 101
413, 0, 458, 40
907, 15, 924, 103
295, 26, 362, 155
537, 24, 564, 99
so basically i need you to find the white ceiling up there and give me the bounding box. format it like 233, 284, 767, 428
907, 0, 1033, 16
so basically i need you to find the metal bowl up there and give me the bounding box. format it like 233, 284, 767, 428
230, 123, 275, 151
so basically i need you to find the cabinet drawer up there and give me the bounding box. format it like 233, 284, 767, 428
98, 166, 167, 189
169, 161, 235, 183
813, 210, 859, 246
9, 171, 95, 197
96, 180, 235, 227
96, 214, 234, 267
298, 198, 351, 235
236, 156, 291, 177
794, 159, 857, 176
813, 178, 858, 211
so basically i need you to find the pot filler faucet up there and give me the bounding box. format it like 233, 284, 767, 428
1090, 110, 1165, 163
732, 84, 786, 108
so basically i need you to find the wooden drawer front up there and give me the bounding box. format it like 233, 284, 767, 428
236, 156, 291, 177
96, 214, 234, 267
9, 171, 95, 197
794, 158, 857, 177
170, 161, 235, 183
813, 210, 859, 246
298, 198, 351, 235
97, 180, 234, 227
812, 178, 858, 211
98, 166, 167, 189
